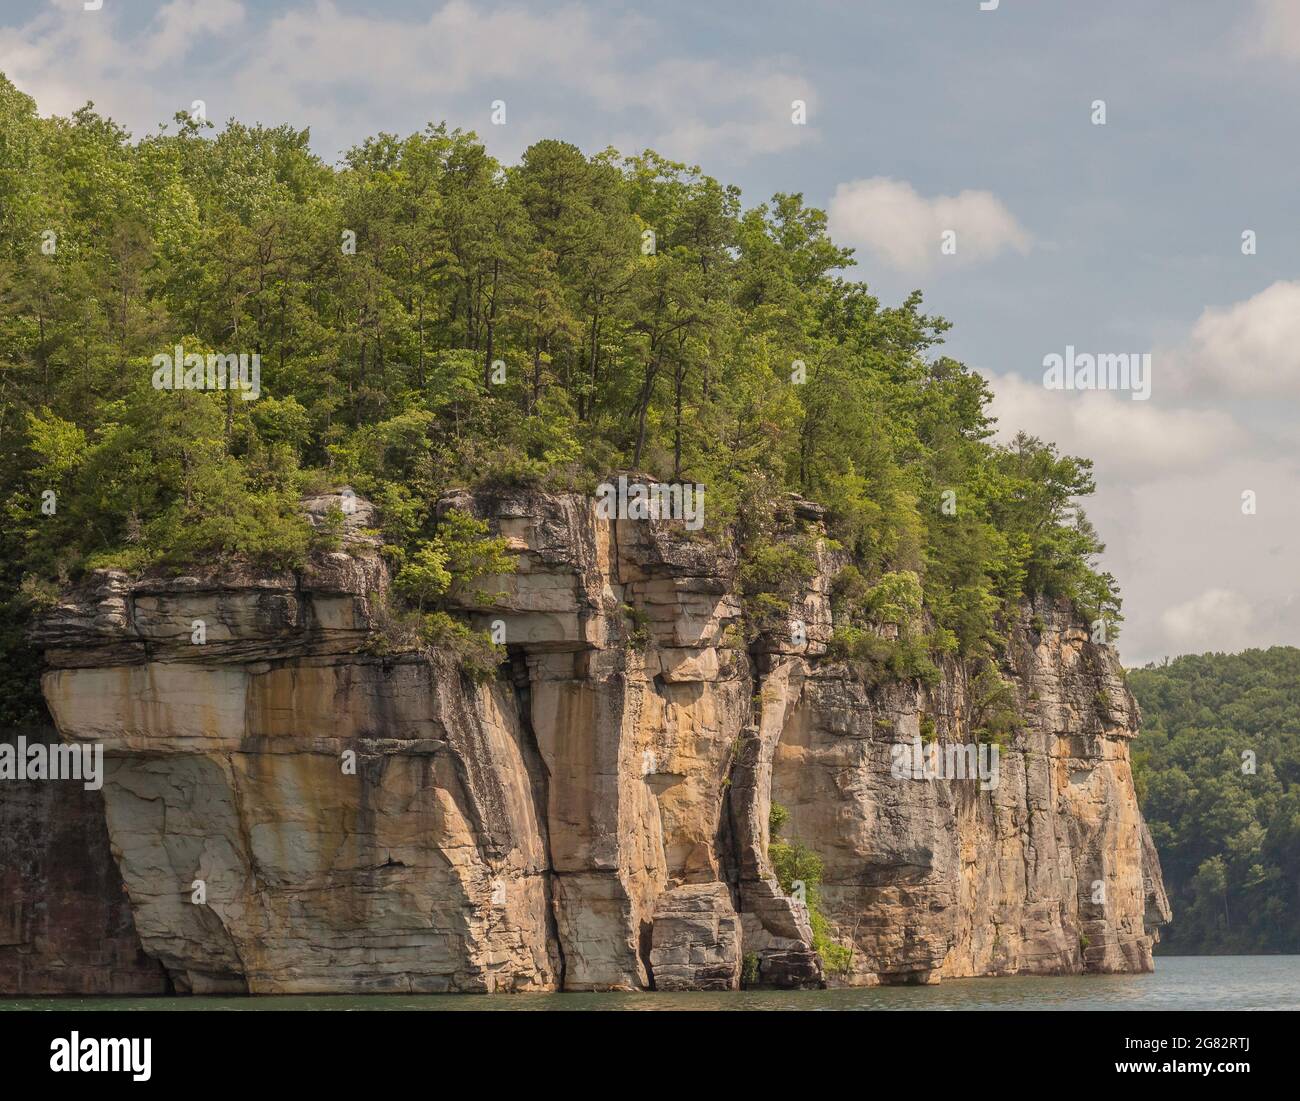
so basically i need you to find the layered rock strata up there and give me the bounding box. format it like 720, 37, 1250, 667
24, 488, 1169, 993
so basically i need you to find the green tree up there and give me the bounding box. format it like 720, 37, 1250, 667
1131, 647, 1300, 953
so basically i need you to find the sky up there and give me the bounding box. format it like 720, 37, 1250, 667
2, 0, 1298, 666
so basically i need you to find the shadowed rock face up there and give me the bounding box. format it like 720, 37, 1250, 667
0, 728, 170, 996
26, 489, 1169, 993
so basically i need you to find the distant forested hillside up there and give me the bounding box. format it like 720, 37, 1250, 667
1130, 648, 1300, 954
0, 74, 1120, 722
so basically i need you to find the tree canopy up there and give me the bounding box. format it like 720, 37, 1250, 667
0, 74, 1120, 720
1130, 647, 1300, 954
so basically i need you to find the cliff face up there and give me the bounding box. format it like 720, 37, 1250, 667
0, 728, 169, 995
28, 489, 1169, 994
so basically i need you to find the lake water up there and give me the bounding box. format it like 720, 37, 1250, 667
4, 956, 1297, 1011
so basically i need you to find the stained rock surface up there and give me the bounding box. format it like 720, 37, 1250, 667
0, 729, 169, 995
23, 488, 1170, 993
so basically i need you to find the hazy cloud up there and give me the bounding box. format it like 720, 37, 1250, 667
1248, 0, 1300, 60
1159, 588, 1256, 657
143, 0, 246, 62
979, 355, 1300, 666
978, 369, 1245, 483
0, 0, 813, 163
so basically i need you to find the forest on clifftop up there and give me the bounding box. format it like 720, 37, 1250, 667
0, 74, 1119, 722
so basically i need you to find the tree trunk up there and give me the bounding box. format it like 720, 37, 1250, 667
484, 258, 499, 390
632, 350, 660, 468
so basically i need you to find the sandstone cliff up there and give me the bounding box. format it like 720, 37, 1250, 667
26, 488, 1170, 993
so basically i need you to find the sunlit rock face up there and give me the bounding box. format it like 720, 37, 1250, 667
30, 489, 1168, 993
766, 605, 1171, 986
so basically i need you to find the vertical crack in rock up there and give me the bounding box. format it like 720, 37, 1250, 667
505, 645, 566, 988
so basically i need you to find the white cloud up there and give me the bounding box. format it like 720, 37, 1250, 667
978, 369, 1246, 482
978, 369, 1300, 667
143, 0, 246, 63
0, 1, 134, 121
1078, 458, 1300, 667
0, 0, 812, 163
1159, 589, 1256, 656
1247, 0, 1300, 60
1166, 281, 1300, 398
827, 177, 1029, 275
616, 60, 815, 162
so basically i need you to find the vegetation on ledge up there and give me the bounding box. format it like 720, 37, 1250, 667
769, 802, 853, 977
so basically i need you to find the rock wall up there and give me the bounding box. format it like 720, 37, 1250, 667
22, 488, 1169, 994
0, 728, 169, 995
